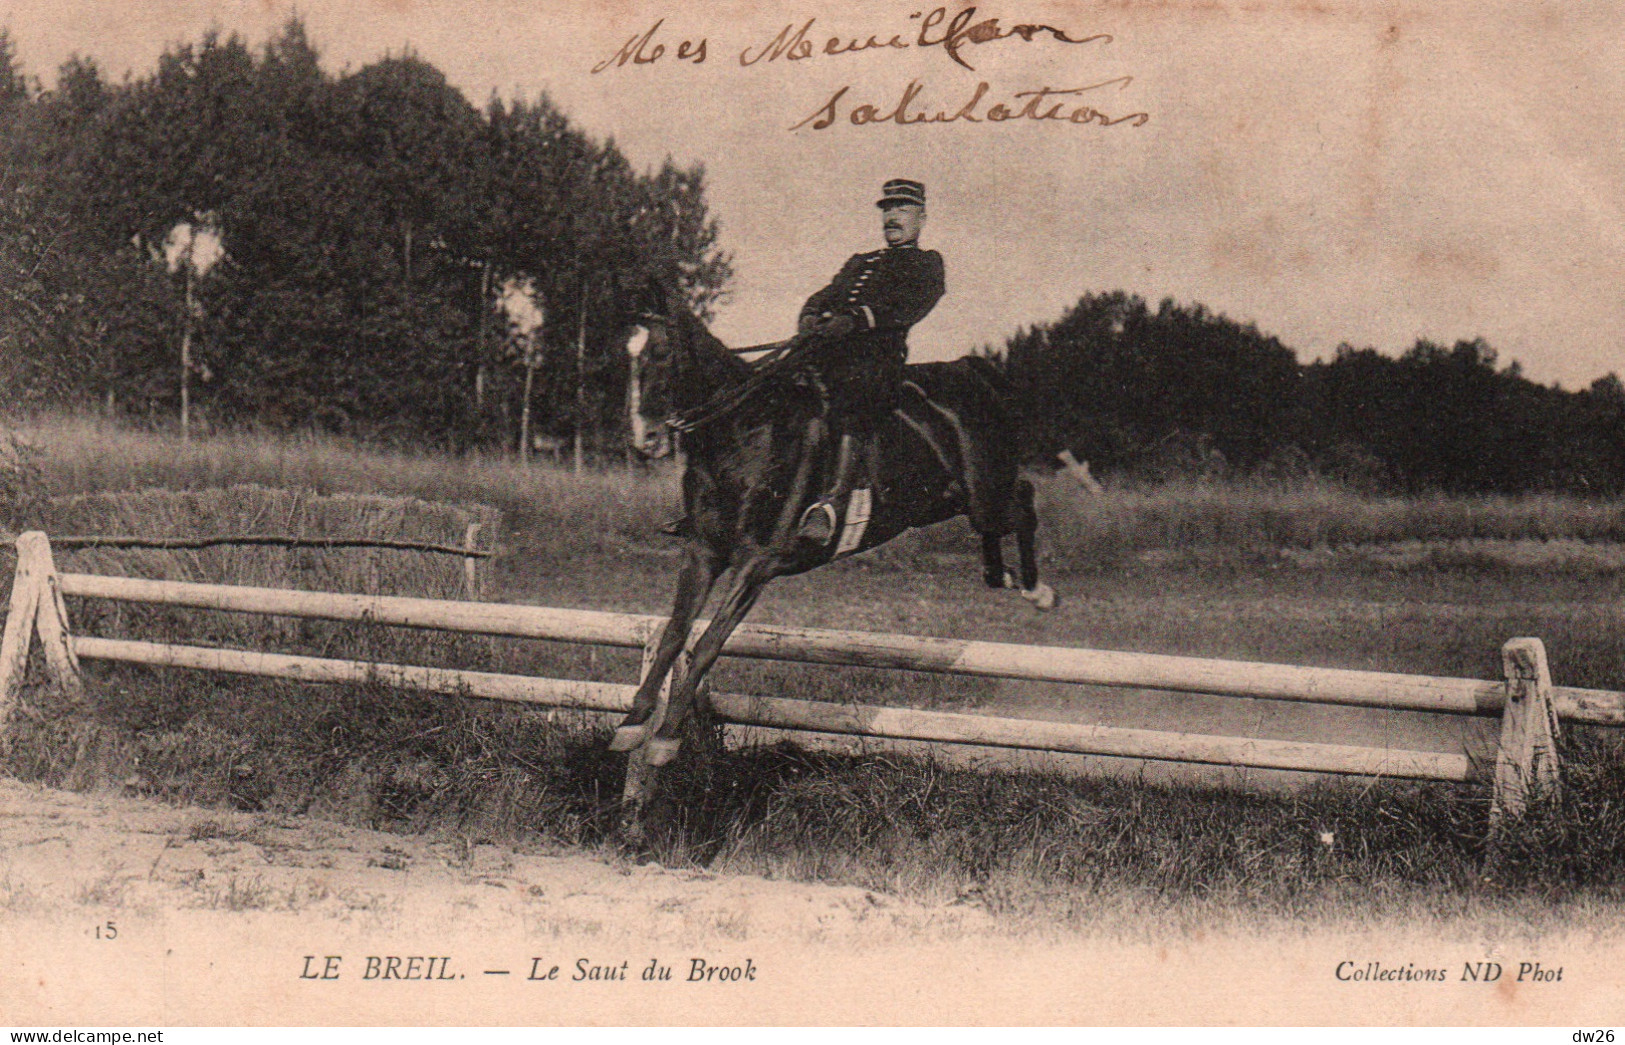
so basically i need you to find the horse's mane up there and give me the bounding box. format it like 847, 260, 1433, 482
699, 321, 751, 374
664, 293, 751, 381
659, 286, 820, 434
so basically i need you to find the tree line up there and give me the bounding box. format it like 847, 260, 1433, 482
4, 24, 1622, 494
999, 292, 1625, 494
0, 20, 729, 452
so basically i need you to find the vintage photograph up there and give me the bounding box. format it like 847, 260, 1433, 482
1, 0, 1622, 1027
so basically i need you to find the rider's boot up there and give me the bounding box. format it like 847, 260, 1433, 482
862, 432, 883, 502
798, 432, 858, 545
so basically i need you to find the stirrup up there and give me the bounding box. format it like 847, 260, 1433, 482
797, 501, 839, 545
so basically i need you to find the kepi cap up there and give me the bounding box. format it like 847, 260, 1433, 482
876, 178, 926, 208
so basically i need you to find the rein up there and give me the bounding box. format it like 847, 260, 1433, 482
665, 331, 819, 433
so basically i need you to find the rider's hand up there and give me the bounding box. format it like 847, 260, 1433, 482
814, 313, 856, 338
797, 312, 819, 335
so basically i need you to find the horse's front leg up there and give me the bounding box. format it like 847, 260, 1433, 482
642, 553, 777, 766
609, 542, 721, 751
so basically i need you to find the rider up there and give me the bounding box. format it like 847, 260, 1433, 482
794, 178, 945, 545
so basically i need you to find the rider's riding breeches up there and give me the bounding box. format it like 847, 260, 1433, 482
818, 346, 904, 436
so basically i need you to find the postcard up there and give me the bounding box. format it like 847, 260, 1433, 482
1, 0, 1621, 1028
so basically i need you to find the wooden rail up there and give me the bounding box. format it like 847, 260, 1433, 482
0, 531, 1593, 820
51, 571, 1625, 726
67, 636, 1473, 780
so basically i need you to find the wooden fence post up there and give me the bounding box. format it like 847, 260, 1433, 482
1056, 449, 1105, 495
0, 531, 46, 713
0, 531, 81, 717
462, 523, 484, 601
1492, 637, 1562, 822
32, 534, 82, 698
620, 623, 679, 829
619, 622, 719, 845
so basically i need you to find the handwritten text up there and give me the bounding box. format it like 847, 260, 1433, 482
592, 19, 708, 73
790, 79, 1149, 131
743, 7, 1110, 71
590, 6, 1110, 75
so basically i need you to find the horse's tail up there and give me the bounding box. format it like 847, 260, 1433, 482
961, 353, 1010, 396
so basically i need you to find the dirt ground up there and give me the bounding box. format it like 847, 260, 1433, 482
2, 777, 1617, 1026
0, 776, 992, 943
0, 776, 1005, 1024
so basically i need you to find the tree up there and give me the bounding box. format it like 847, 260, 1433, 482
1000, 292, 1303, 477
1, 22, 734, 449
0, 29, 32, 107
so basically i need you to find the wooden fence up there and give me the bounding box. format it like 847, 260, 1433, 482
2, 529, 1612, 821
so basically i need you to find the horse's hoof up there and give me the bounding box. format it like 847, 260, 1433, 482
608, 724, 649, 752
1021, 582, 1058, 611
1001, 569, 1019, 590
644, 737, 682, 766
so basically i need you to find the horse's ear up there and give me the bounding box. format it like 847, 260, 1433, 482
665, 283, 688, 318
633, 276, 665, 319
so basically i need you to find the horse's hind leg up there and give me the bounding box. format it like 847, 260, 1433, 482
983, 478, 1055, 610
1014, 478, 1039, 590
980, 532, 1007, 589
1010, 478, 1056, 609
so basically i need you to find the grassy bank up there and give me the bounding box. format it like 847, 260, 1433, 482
1041, 481, 1625, 567
7, 415, 675, 550
11, 414, 1625, 570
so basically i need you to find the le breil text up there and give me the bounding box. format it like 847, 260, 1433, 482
590, 6, 1110, 73
791, 79, 1150, 131
299, 955, 757, 984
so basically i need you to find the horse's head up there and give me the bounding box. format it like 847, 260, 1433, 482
626, 313, 675, 459
625, 281, 750, 458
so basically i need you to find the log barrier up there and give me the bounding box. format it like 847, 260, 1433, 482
2, 531, 1609, 824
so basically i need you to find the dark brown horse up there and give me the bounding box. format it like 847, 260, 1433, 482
613, 286, 1055, 765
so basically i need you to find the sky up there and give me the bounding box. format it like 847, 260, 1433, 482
3, 0, 1622, 389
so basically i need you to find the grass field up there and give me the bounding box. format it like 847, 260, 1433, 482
15, 413, 1625, 565
4, 415, 1625, 934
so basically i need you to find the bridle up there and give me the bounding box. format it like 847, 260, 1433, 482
636, 302, 813, 435
634, 311, 689, 431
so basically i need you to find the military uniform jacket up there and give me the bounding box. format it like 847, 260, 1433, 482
799, 243, 946, 361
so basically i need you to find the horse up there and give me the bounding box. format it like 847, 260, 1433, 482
613, 285, 1056, 766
